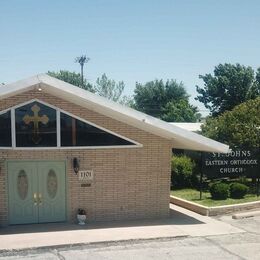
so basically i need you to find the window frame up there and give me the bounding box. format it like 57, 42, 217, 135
0, 109, 12, 148
0, 99, 142, 150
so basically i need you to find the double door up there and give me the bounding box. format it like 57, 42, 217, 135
8, 161, 66, 225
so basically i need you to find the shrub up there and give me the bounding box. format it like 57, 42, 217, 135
78, 208, 86, 215
171, 155, 195, 188
209, 182, 229, 200
230, 183, 249, 199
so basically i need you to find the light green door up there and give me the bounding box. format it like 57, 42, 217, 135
8, 161, 66, 225
38, 161, 66, 223
8, 162, 38, 224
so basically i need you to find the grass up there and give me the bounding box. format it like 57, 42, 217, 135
171, 188, 260, 207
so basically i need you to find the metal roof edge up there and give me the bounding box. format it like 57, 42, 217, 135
0, 74, 230, 153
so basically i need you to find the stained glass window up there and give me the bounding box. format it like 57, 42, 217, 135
0, 111, 11, 147
60, 112, 134, 146
0, 100, 138, 148
17, 170, 28, 200
15, 102, 57, 147
47, 170, 58, 199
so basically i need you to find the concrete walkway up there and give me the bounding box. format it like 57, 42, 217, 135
0, 204, 244, 251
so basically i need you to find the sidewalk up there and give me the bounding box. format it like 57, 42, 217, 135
0, 204, 244, 251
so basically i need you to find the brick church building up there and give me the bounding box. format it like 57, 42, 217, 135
0, 74, 228, 226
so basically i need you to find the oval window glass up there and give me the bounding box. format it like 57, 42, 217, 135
17, 170, 28, 200
47, 169, 58, 199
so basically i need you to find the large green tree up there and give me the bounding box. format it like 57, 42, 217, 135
201, 97, 260, 149
47, 70, 93, 91
196, 63, 260, 116
94, 73, 125, 102
133, 79, 200, 122
161, 100, 201, 122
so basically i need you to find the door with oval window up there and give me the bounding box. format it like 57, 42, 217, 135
8, 161, 66, 225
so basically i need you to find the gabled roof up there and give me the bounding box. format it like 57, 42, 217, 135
0, 74, 229, 153
169, 122, 203, 132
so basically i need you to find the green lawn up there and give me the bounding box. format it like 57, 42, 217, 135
171, 188, 260, 207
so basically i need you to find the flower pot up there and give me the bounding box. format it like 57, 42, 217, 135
77, 214, 86, 225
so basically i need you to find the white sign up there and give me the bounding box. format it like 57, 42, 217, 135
79, 170, 94, 181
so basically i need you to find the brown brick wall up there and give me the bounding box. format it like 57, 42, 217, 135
0, 89, 172, 226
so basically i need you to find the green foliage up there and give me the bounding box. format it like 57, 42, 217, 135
119, 95, 135, 107
229, 183, 249, 199
94, 73, 125, 102
171, 155, 195, 188
256, 68, 260, 84
161, 99, 201, 122
47, 70, 93, 91
209, 182, 229, 200
47, 71, 133, 104
77, 208, 86, 215
201, 97, 260, 149
133, 79, 200, 122
171, 188, 258, 207
196, 63, 260, 116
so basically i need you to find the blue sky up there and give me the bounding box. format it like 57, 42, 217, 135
0, 0, 259, 114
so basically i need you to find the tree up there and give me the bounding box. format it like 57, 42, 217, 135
47, 71, 133, 104
119, 95, 135, 107
161, 99, 201, 122
94, 73, 125, 102
47, 70, 93, 91
201, 97, 260, 149
256, 68, 260, 84
133, 79, 200, 122
196, 63, 260, 116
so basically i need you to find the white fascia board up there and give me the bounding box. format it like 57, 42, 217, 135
169, 122, 203, 132
37, 75, 229, 153
0, 75, 40, 100
0, 74, 229, 153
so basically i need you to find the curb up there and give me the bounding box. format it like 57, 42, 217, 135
232, 210, 260, 219
170, 195, 260, 216
0, 236, 189, 255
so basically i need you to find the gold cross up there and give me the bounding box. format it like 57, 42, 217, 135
23, 104, 49, 144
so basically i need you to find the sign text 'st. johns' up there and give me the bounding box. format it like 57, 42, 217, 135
202, 149, 259, 178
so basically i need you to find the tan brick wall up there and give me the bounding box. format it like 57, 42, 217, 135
0, 90, 172, 226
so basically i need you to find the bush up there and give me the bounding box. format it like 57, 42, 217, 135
230, 183, 249, 199
171, 155, 195, 188
209, 182, 229, 200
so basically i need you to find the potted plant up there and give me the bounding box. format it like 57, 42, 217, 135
77, 208, 86, 225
